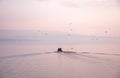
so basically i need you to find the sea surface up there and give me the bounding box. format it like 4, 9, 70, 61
0, 43, 120, 78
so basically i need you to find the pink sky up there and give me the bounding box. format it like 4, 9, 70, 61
0, 0, 120, 37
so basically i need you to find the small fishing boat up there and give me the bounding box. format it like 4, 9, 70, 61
57, 48, 76, 53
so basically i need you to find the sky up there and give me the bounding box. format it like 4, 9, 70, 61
0, 0, 120, 37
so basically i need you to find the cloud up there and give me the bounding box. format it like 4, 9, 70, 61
60, 1, 79, 8
36, 0, 48, 1
117, 0, 120, 5
36, 0, 53, 2
0, 0, 1, 1
60, 0, 120, 8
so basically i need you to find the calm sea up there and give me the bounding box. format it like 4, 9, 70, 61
0, 43, 120, 78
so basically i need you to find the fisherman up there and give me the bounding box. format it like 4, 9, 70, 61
57, 48, 63, 52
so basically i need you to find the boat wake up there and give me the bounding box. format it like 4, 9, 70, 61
0, 51, 120, 60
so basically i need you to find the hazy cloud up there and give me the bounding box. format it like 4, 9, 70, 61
36, 0, 49, 1
61, 1, 79, 8
117, 0, 120, 5
0, 0, 1, 1
60, 0, 120, 8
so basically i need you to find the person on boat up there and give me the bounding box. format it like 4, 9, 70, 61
57, 48, 63, 52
